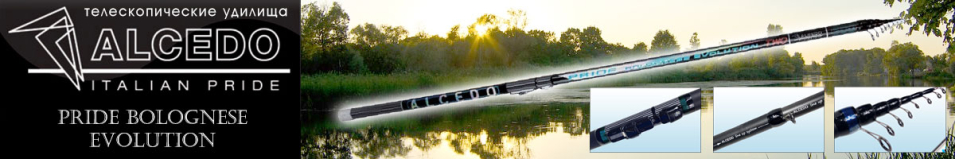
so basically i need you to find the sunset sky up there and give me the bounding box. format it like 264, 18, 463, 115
302, 0, 948, 64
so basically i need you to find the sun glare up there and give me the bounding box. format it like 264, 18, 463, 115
474, 24, 489, 36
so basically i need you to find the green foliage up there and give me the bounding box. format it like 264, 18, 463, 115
649, 30, 680, 54
400, 34, 451, 72
476, 14, 499, 26
792, 52, 806, 75
949, 44, 955, 55
864, 48, 887, 75
632, 42, 648, 55
883, 0, 955, 46
556, 27, 615, 57
348, 23, 409, 73
884, 41, 926, 77
350, 23, 408, 47
579, 26, 608, 57
878, 0, 955, 79
347, 49, 368, 73
809, 61, 822, 73
925, 52, 954, 79
559, 28, 583, 54
301, 2, 351, 74
446, 24, 461, 41
820, 41, 948, 79
950, 53, 955, 76
822, 48, 887, 76
714, 49, 804, 79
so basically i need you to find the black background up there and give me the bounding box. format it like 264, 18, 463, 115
1, 0, 299, 158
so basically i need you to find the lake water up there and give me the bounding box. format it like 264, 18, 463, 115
301, 75, 954, 159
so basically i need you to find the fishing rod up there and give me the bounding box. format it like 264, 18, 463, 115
588, 88, 701, 150
337, 19, 901, 121
834, 87, 948, 152
712, 90, 825, 151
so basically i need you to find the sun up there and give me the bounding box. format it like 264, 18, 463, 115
474, 24, 489, 37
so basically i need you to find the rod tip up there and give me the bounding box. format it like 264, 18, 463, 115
338, 108, 353, 121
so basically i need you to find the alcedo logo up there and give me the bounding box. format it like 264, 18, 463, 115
8, 7, 290, 91
9, 7, 85, 90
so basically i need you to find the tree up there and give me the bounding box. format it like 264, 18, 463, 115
821, 53, 837, 76
349, 24, 408, 73
301, 2, 351, 73
949, 43, 955, 55
863, 48, 887, 75
400, 35, 451, 72
559, 28, 582, 54
447, 24, 461, 41
883, 41, 926, 76
949, 53, 955, 75
301, 2, 349, 55
476, 14, 499, 26
767, 24, 784, 36
580, 26, 609, 57
649, 30, 680, 54
468, 14, 500, 36
883, 0, 955, 46
792, 52, 806, 75
606, 43, 631, 57
927, 54, 952, 76
632, 42, 648, 55
820, 48, 894, 76
350, 23, 408, 47
556, 26, 610, 58
689, 32, 701, 50
505, 9, 528, 30
526, 29, 560, 64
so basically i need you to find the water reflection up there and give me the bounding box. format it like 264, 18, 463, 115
302, 103, 588, 159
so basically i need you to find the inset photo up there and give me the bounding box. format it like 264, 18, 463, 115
713, 87, 824, 152
589, 88, 701, 153
834, 87, 947, 152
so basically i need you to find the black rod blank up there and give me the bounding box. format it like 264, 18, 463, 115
713, 90, 825, 151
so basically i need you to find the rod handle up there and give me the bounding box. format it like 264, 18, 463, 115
340, 101, 403, 121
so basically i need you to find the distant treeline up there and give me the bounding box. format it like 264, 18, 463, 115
820, 41, 954, 79
301, 2, 808, 81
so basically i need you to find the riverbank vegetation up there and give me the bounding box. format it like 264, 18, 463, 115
820, 41, 954, 80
